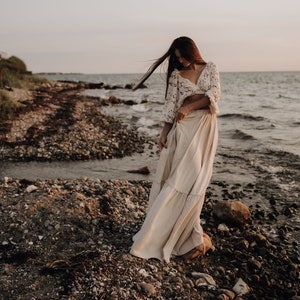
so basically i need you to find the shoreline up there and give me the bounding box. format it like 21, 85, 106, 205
0, 82, 148, 162
0, 83, 299, 299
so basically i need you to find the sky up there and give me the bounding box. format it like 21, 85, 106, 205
1, 0, 300, 73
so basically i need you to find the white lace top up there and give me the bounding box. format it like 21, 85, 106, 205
163, 61, 220, 123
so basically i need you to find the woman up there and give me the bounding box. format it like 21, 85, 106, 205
130, 36, 220, 263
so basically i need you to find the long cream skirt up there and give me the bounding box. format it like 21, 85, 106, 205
130, 109, 218, 263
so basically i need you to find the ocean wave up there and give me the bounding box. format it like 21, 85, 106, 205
131, 104, 151, 112
253, 149, 300, 181
291, 122, 300, 127
264, 149, 300, 164
219, 113, 265, 121
255, 124, 276, 130
137, 127, 160, 137
260, 105, 276, 109
231, 130, 255, 140
278, 94, 300, 100
137, 117, 157, 127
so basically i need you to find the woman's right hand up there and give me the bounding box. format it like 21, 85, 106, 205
159, 132, 168, 151
158, 122, 173, 151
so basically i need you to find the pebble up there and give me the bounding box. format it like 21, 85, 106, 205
218, 223, 230, 232
216, 266, 226, 276
218, 289, 236, 299
235, 239, 250, 250
217, 294, 230, 300
191, 272, 217, 287
248, 257, 262, 270
138, 269, 149, 277
250, 274, 261, 282
183, 278, 194, 289
232, 278, 251, 296
25, 185, 38, 193
44, 220, 51, 227
140, 282, 156, 296
170, 276, 183, 285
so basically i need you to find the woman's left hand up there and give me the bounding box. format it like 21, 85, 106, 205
176, 106, 190, 123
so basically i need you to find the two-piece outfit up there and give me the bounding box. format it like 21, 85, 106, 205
130, 62, 221, 263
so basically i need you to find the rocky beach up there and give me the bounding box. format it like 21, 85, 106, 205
0, 82, 299, 300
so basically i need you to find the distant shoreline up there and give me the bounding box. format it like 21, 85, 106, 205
35, 70, 300, 76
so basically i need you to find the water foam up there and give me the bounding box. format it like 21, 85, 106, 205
219, 113, 265, 121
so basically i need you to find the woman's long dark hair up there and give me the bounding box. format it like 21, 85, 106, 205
132, 36, 206, 97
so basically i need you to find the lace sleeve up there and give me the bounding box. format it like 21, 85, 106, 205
163, 70, 178, 123
205, 62, 220, 114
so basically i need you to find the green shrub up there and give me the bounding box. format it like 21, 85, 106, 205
7, 56, 27, 73
1, 69, 47, 89
0, 54, 49, 120
0, 54, 48, 89
0, 55, 27, 73
1, 68, 23, 88
0, 55, 48, 88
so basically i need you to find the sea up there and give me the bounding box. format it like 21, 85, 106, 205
42, 71, 300, 156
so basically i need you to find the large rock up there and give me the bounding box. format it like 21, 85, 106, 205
127, 166, 151, 175
213, 200, 250, 226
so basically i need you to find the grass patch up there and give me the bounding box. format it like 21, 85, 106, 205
0, 54, 49, 120
0, 55, 48, 89
0, 72, 48, 120
0, 90, 19, 120
1, 68, 48, 89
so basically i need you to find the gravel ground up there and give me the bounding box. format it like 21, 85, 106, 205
0, 83, 146, 162
0, 84, 299, 299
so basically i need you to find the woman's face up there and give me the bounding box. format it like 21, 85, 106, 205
175, 49, 191, 68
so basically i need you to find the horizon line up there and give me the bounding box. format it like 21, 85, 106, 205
35, 69, 300, 75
